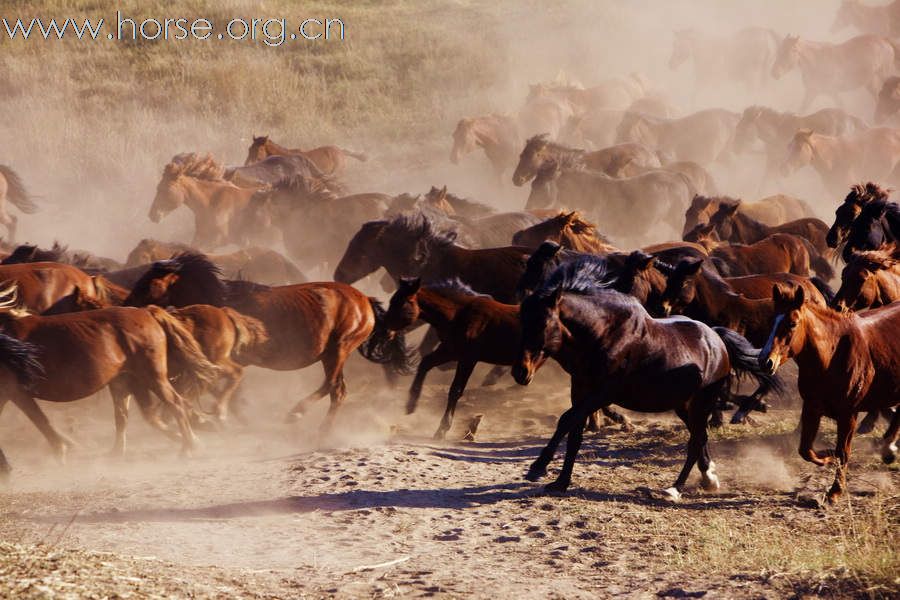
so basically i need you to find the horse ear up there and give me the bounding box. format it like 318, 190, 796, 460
772, 284, 784, 304
680, 257, 704, 276
796, 128, 813, 141
722, 201, 740, 216
438, 185, 447, 200
628, 251, 655, 272
790, 285, 805, 309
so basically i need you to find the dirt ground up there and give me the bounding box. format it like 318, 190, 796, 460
0, 365, 898, 599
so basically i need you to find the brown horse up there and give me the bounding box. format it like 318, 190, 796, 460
702, 201, 834, 279
525, 75, 650, 115
450, 115, 521, 181
513, 257, 778, 498
683, 194, 813, 236
761, 284, 900, 503
0, 165, 37, 241
123, 253, 414, 430
149, 154, 260, 249
0, 288, 218, 459
512, 211, 617, 254
512, 135, 661, 186
780, 129, 900, 194
629, 161, 718, 196
874, 76, 900, 124
0, 332, 43, 478
0, 262, 124, 313
615, 109, 739, 165
831, 0, 900, 38
125, 240, 305, 285
334, 214, 531, 303
685, 224, 812, 277
832, 245, 900, 311
244, 135, 367, 176
771, 34, 895, 110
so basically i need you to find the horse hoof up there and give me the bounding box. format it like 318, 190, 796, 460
544, 480, 570, 495
662, 487, 682, 502
525, 466, 546, 482
882, 443, 897, 464
700, 463, 720, 492
856, 422, 875, 435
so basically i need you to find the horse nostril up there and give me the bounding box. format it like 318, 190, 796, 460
764, 358, 775, 372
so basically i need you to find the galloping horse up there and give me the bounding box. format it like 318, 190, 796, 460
0, 262, 124, 313
615, 109, 739, 165
124, 253, 414, 430
244, 135, 367, 176
761, 284, 900, 503
826, 183, 900, 260
832, 246, 900, 312
683, 194, 813, 237
685, 224, 812, 278
513, 257, 778, 498
149, 153, 258, 249
512, 211, 618, 254
0, 165, 37, 241
450, 115, 521, 181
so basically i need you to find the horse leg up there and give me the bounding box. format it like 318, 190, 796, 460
145, 375, 197, 456
10, 392, 72, 463
545, 403, 592, 493
130, 387, 180, 441
479, 364, 507, 387
856, 410, 881, 434
825, 413, 857, 504
0, 447, 9, 481
665, 407, 703, 501
434, 360, 476, 440
880, 408, 900, 464
318, 345, 352, 434
108, 379, 131, 457
599, 406, 633, 432
0, 212, 16, 243
407, 344, 455, 415
798, 402, 831, 466
284, 379, 333, 423
211, 361, 244, 424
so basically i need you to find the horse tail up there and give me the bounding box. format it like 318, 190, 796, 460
713, 326, 784, 422
339, 148, 368, 162
357, 298, 417, 375
799, 237, 835, 280
809, 276, 836, 305
0, 165, 38, 214
221, 307, 268, 362
146, 305, 220, 396
0, 332, 42, 390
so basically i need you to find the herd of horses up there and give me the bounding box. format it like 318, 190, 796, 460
1, 1, 899, 507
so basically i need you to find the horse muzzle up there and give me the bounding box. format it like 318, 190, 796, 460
760, 354, 782, 376
511, 363, 533, 386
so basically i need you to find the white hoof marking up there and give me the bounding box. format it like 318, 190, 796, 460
662, 487, 681, 501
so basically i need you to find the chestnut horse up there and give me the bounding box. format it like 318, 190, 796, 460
0, 262, 123, 313
0, 165, 38, 241
685, 224, 811, 277
511, 211, 618, 254
123, 253, 414, 430
683, 194, 813, 237
334, 213, 531, 304
0, 333, 43, 478
771, 34, 895, 111
149, 153, 258, 249
513, 257, 778, 498
450, 115, 521, 181
0, 287, 218, 459
832, 246, 900, 312
760, 284, 900, 503
244, 135, 367, 176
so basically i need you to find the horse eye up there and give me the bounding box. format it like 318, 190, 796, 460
787, 320, 797, 330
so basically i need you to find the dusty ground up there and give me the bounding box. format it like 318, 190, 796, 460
0, 366, 898, 599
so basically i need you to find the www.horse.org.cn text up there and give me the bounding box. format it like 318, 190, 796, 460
0, 12, 346, 46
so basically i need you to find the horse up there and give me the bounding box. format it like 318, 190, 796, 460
0, 332, 43, 479
333, 213, 531, 304
516, 96, 574, 140
511, 135, 661, 186
558, 109, 625, 150
628, 161, 718, 196
511, 211, 618, 254
0, 286, 218, 459
760, 284, 900, 503
683, 194, 813, 237
669, 28, 780, 99
615, 109, 739, 165
526, 161, 694, 242
0, 262, 124, 313
149, 153, 258, 249
836, 198, 900, 261
771, 34, 895, 111
832, 245, 900, 312
702, 200, 834, 280
685, 224, 812, 278
224, 153, 328, 188
450, 115, 521, 181
125, 240, 305, 285
123, 253, 414, 430
0, 165, 38, 241
874, 76, 900, 124
244, 135, 367, 176
512, 257, 778, 498
421, 186, 495, 220
526, 75, 651, 115
825, 182, 892, 252
831, 0, 900, 38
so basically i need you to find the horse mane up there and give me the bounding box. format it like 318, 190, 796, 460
425, 187, 494, 218
848, 244, 899, 270
427, 278, 484, 298
385, 212, 458, 248
225, 278, 272, 301
1, 241, 68, 265
164, 153, 226, 181
135, 252, 227, 305
534, 255, 615, 298
271, 174, 338, 201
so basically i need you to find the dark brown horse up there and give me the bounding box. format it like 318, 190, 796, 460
244, 135, 367, 176
512, 257, 778, 498
685, 224, 811, 277
123, 253, 414, 430
702, 200, 834, 279
334, 214, 531, 303
832, 246, 900, 311
0, 287, 218, 459
761, 284, 900, 503
511, 211, 618, 254
826, 183, 900, 260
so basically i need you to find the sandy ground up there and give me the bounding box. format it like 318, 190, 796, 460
0, 364, 898, 599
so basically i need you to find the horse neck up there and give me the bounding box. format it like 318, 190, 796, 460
794, 302, 854, 373
267, 139, 296, 154
694, 266, 736, 320
797, 39, 832, 71
416, 288, 465, 328
806, 134, 842, 176
472, 120, 500, 149
733, 213, 768, 242
176, 177, 216, 212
